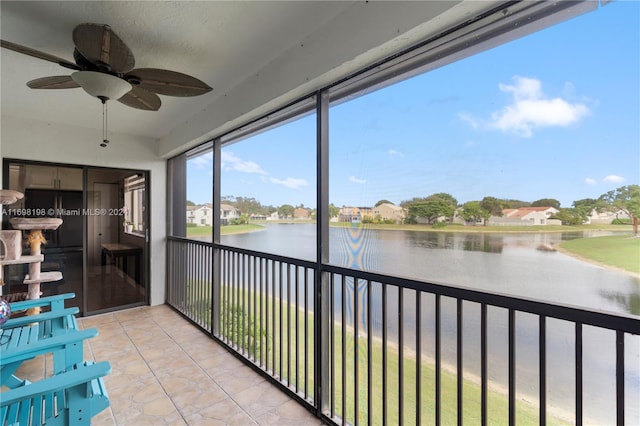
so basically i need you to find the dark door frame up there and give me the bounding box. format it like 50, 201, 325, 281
2, 158, 150, 315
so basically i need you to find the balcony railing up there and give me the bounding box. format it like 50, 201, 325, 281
167, 236, 639, 425
166, 237, 212, 329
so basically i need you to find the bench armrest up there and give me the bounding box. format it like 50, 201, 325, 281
9, 293, 76, 312
1, 307, 79, 330
0, 361, 111, 407
1, 328, 98, 366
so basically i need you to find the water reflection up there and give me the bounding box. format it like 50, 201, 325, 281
409, 232, 507, 253
600, 290, 640, 315
224, 225, 639, 316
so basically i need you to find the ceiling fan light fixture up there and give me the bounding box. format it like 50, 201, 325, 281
71, 71, 131, 100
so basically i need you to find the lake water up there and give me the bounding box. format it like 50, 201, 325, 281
221, 223, 640, 423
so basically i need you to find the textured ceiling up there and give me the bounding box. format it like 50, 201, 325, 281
0, 1, 357, 140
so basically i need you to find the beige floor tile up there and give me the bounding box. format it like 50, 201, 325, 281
9, 304, 323, 426
255, 399, 324, 425
187, 397, 255, 425
209, 364, 266, 396
169, 383, 229, 417
80, 313, 119, 328
105, 372, 156, 394
0, 355, 46, 390
91, 407, 117, 426
203, 351, 247, 378
232, 380, 291, 419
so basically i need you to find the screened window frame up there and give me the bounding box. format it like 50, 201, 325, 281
164, 1, 614, 420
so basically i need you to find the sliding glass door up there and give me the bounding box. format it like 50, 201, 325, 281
86, 168, 148, 313
3, 160, 149, 315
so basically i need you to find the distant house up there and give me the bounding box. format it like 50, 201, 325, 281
187, 204, 213, 226
490, 206, 560, 226
267, 211, 280, 221
359, 207, 373, 221
293, 207, 310, 219
339, 206, 361, 223
187, 205, 197, 225
339, 206, 376, 223
452, 207, 479, 225
586, 208, 630, 224
373, 203, 406, 223
220, 203, 241, 225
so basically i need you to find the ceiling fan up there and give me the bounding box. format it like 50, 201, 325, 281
0, 23, 213, 111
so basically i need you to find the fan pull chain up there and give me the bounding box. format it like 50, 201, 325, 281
100, 99, 109, 147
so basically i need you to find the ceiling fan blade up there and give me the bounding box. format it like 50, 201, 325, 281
1, 40, 80, 70
125, 68, 212, 97
27, 75, 80, 89
72, 23, 135, 73
118, 86, 161, 111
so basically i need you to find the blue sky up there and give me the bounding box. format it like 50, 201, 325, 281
188, 1, 639, 209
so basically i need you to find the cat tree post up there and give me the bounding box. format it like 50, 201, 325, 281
9, 218, 64, 315
26, 230, 46, 301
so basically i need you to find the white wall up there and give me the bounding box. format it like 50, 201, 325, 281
1, 116, 166, 306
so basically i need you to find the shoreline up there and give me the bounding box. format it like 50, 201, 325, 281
555, 245, 640, 279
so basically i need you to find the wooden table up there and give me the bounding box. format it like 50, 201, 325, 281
101, 243, 142, 284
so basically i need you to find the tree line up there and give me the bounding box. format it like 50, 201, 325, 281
189, 185, 639, 235
399, 185, 639, 235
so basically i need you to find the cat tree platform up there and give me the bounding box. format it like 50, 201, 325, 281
24, 272, 63, 285
0, 255, 45, 266
9, 218, 63, 230
0, 190, 24, 205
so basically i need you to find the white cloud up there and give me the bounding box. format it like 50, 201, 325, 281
388, 149, 404, 158
458, 113, 480, 129
349, 176, 367, 184
462, 76, 590, 137
603, 175, 625, 184
221, 151, 267, 175
188, 152, 213, 169
585, 175, 626, 185
269, 177, 308, 189
221, 151, 309, 191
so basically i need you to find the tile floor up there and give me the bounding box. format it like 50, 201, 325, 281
8, 305, 324, 425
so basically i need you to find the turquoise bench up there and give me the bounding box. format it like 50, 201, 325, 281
1, 293, 89, 389
1, 328, 99, 389
0, 361, 111, 426
0, 294, 111, 425
2, 293, 80, 340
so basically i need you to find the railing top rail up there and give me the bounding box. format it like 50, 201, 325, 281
214, 243, 317, 269
323, 263, 640, 335
168, 235, 213, 248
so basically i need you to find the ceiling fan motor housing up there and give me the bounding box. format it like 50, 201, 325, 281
71, 71, 132, 100
2, 23, 213, 112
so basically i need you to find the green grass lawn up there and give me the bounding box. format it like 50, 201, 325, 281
559, 234, 640, 275
185, 225, 212, 237
186, 223, 264, 238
